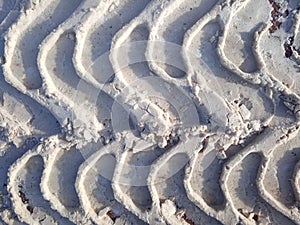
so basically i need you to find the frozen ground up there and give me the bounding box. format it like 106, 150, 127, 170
0, 0, 300, 224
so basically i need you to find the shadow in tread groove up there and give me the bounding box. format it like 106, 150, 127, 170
127, 24, 151, 80
239, 25, 261, 73
87, 154, 147, 224
224, 0, 270, 73
47, 146, 84, 209
198, 155, 225, 208
228, 153, 295, 225
199, 21, 253, 85
156, 153, 222, 225
17, 155, 74, 225
11, 0, 82, 90
89, 0, 150, 61
84, 0, 150, 83
120, 148, 166, 212
48, 31, 80, 89
158, 0, 219, 78
276, 147, 300, 206
0, 145, 32, 225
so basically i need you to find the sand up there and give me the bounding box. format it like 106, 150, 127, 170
0, 0, 300, 224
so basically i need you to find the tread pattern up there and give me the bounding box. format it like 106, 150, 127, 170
0, 0, 300, 224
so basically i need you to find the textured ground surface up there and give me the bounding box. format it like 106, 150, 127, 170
0, 0, 300, 224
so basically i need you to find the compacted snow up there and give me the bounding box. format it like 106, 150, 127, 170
0, 0, 300, 224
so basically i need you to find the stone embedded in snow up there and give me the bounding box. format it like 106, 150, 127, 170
239, 104, 251, 120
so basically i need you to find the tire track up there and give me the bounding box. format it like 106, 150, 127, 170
108, 2, 186, 223
76, 143, 118, 225
1, 0, 300, 224
2, 0, 97, 223
4, 0, 82, 91
0, 144, 34, 225
223, 0, 270, 73
256, 125, 300, 225
181, 2, 277, 224
217, 1, 300, 223
0, 2, 61, 224
148, 0, 218, 78
76, 142, 147, 225
219, 125, 299, 225
34, 0, 115, 220
73, 1, 163, 224
107, 3, 233, 223
7, 148, 75, 225
148, 136, 222, 225
183, 0, 300, 224
40, 136, 95, 224
214, 1, 300, 223
264, 136, 300, 207
2, 0, 92, 130
74, 0, 150, 86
